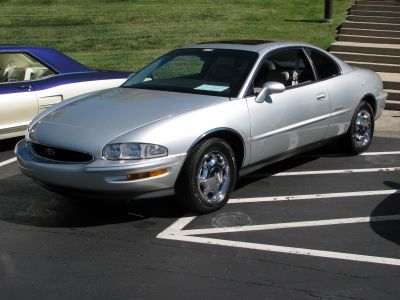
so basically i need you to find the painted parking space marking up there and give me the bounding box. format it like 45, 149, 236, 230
301, 151, 400, 158
158, 227, 400, 267
360, 151, 400, 156
0, 157, 16, 167
177, 215, 400, 236
158, 184, 400, 266
272, 167, 400, 176
229, 189, 400, 203
158, 155, 400, 266
158, 212, 400, 267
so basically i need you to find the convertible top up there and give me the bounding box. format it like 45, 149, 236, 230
0, 46, 92, 74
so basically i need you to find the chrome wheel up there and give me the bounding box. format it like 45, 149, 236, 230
197, 151, 231, 204
353, 109, 372, 148
176, 137, 236, 213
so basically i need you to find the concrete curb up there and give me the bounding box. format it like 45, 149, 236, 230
375, 110, 400, 138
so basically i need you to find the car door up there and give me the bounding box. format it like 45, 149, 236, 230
0, 51, 56, 137
304, 47, 352, 139
0, 52, 38, 135
245, 48, 331, 164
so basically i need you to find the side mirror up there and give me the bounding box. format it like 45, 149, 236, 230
255, 81, 285, 103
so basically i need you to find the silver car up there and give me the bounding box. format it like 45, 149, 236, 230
16, 40, 387, 213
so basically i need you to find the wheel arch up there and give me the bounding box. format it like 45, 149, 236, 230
360, 93, 376, 116
186, 128, 246, 170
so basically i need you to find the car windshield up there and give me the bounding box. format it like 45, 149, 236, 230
122, 48, 258, 97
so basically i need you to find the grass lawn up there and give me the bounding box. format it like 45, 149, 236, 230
0, 0, 354, 71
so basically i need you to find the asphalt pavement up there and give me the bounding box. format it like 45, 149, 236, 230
0, 122, 399, 299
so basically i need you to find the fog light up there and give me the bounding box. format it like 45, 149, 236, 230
127, 169, 168, 181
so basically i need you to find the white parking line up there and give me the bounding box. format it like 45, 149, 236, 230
361, 151, 400, 156
157, 214, 400, 267
158, 187, 400, 267
229, 189, 400, 204
273, 167, 400, 176
0, 157, 17, 167
302, 151, 400, 158
159, 234, 400, 267
178, 215, 400, 236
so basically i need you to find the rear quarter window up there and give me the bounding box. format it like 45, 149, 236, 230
306, 48, 340, 80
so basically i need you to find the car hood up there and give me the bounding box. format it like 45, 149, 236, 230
29, 88, 227, 154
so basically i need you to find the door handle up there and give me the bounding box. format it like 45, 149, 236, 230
17, 85, 32, 90
316, 93, 327, 101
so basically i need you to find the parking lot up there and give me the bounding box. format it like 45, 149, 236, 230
1, 136, 399, 299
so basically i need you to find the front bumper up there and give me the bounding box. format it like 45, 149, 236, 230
15, 139, 185, 199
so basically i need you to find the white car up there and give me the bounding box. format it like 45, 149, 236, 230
0, 46, 130, 140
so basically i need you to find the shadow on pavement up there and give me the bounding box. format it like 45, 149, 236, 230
236, 140, 349, 189
0, 174, 184, 228
0, 137, 22, 152
370, 181, 400, 245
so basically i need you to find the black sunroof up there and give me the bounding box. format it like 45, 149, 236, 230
198, 40, 274, 45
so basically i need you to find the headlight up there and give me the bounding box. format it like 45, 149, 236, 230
102, 143, 168, 160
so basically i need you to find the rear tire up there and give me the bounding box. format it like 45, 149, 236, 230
175, 138, 237, 214
345, 100, 374, 154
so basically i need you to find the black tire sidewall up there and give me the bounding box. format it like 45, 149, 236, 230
176, 138, 237, 214
348, 101, 374, 154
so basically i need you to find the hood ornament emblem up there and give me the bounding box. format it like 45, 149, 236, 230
44, 148, 56, 157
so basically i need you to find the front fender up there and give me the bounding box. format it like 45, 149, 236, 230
110, 99, 252, 165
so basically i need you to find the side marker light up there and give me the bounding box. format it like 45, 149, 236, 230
127, 169, 168, 181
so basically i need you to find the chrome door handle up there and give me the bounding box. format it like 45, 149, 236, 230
316, 93, 327, 101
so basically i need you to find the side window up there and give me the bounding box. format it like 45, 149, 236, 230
306, 48, 340, 80
0, 53, 55, 83
251, 48, 315, 94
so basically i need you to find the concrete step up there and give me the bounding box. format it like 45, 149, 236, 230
331, 51, 400, 65
385, 100, 400, 110
385, 81, 400, 89
341, 21, 400, 31
357, 0, 400, 5
346, 61, 400, 73
330, 41, 400, 56
386, 89, 400, 100
353, 4, 400, 12
378, 72, 400, 90
348, 15, 400, 23
351, 9, 400, 17
338, 34, 400, 44
340, 28, 400, 38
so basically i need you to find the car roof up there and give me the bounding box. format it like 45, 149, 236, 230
184, 40, 351, 74
0, 46, 92, 73
185, 40, 319, 54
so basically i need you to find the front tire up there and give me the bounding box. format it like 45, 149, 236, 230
176, 138, 237, 214
345, 100, 374, 154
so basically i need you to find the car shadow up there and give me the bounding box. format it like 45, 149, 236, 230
0, 140, 351, 228
236, 140, 350, 189
0, 173, 184, 228
1, 138, 389, 229
370, 181, 400, 245
0, 136, 22, 152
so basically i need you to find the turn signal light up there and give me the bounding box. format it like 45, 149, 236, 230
127, 169, 168, 181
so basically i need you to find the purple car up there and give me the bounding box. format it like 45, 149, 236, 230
0, 46, 131, 140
